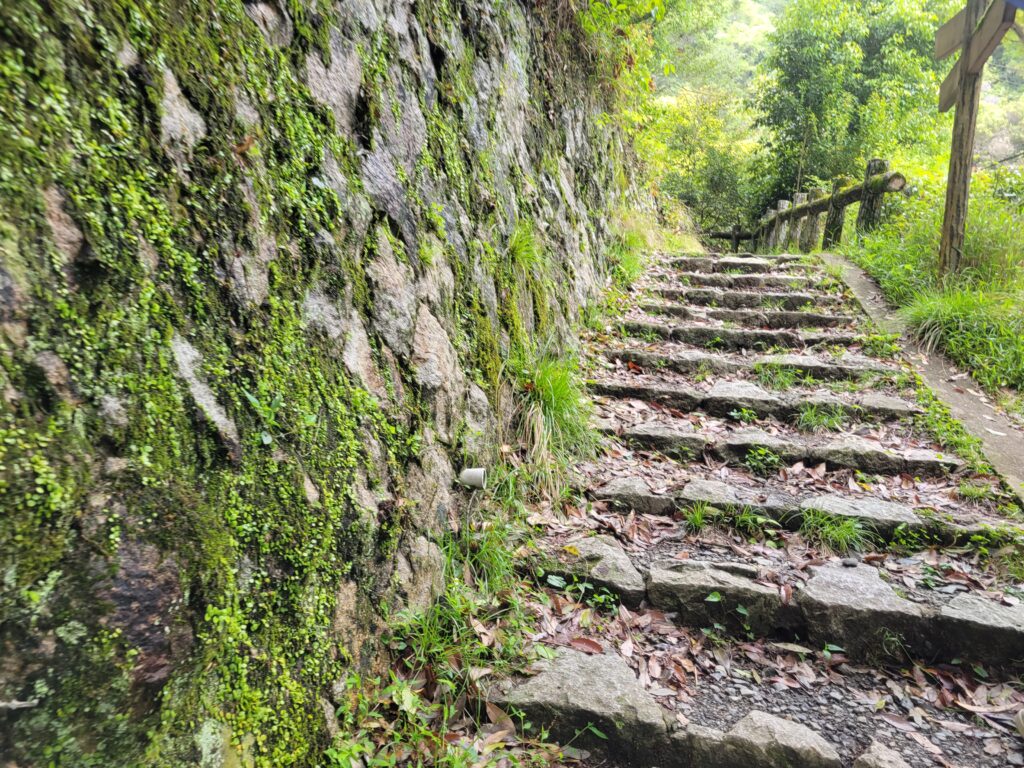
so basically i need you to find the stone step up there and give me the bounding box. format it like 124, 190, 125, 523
590, 378, 919, 422
646, 558, 1024, 666
491, 648, 851, 768
604, 422, 964, 476
591, 475, 1011, 545
656, 287, 845, 311
670, 256, 814, 274
606, 348, 898, 383
670, 271, 818, 291
641, 302, 857, 330
622, 320, 858, 351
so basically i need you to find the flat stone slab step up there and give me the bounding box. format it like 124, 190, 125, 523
590, 475, 1012, 545
641, 302, 857, 330
606, 347, 899, 383
657, 287, 845, 311
606, 423, 964, 476
647, 558, 1024, 665
670, 271, 818, 291
670, 255, 815, 274
622, 319, 859, 351
590, 377, 919, 422
493, 648, 851, 768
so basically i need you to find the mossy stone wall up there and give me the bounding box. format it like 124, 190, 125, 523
0, 0, 629, 764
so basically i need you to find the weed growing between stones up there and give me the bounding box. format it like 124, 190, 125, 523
728, 407, 758, 424
753, 363, 807, 391
797, 508, 877, 554
796, 403, 848, 432
743, 446, 782, 477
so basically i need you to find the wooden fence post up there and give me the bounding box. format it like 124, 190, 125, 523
822, 179, 847, 249
788, 192, 808, 250
766, 206, 779, 249
800, 188, 827, 253
856, 158, 890, 233
774, 200, 791, 250
730, 223, 741, 253
759, 209, 772, 250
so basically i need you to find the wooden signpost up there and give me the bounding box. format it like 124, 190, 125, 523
936, 0, 1020, 274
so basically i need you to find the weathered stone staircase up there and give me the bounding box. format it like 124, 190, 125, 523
490, 251, 1024, 767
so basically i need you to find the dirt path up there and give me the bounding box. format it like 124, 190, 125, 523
490, 251, 1024, 768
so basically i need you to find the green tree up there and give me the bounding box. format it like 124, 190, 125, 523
751, 0, 956, 208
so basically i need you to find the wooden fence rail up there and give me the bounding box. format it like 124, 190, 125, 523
708, 158, 907, 253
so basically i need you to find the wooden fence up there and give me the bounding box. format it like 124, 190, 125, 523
708, 159, 907, 253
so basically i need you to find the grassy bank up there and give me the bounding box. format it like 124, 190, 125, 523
841, 166, 1024, 422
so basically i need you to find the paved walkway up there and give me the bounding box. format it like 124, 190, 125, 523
491, 251, 1024, 768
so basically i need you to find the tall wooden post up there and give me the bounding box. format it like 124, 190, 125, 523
822, 179, 847, 249
939, 0, 987, 275
730, 223, 740, 253
856, 159, 890, 233
800, 188, 827, 253
788, 192, 808, 250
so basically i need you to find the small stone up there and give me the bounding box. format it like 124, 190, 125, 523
853, 740, 911, 768
723, 710, 841, 768
160, 68, 206, 162
842, 557, 858, 568
492, 649, 674, 765
591, 475, 677, 516
565, 535, 646, 607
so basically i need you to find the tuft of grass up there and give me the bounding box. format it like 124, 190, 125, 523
798, 508, 877, 554
685, 500, 711, 532
732, 505, 780, 539
796, 403, 848, 432
743, 446, 782, 476
509, 351, 599, 499
753, 363, 800, 391
958, 480, 994, 503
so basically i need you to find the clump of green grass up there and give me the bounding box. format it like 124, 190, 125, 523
957, 480, 994, 503
796, 403, 848, 432
732, 505, 780, 539
753, 363, 800, 390
743, 446, 782, 476
685, 500, 712, 532
798, 509, 876, 554
515, 353, 598, 462
903, 289, 1024, 392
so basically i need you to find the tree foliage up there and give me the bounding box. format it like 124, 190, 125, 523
751, 0, 957, 207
